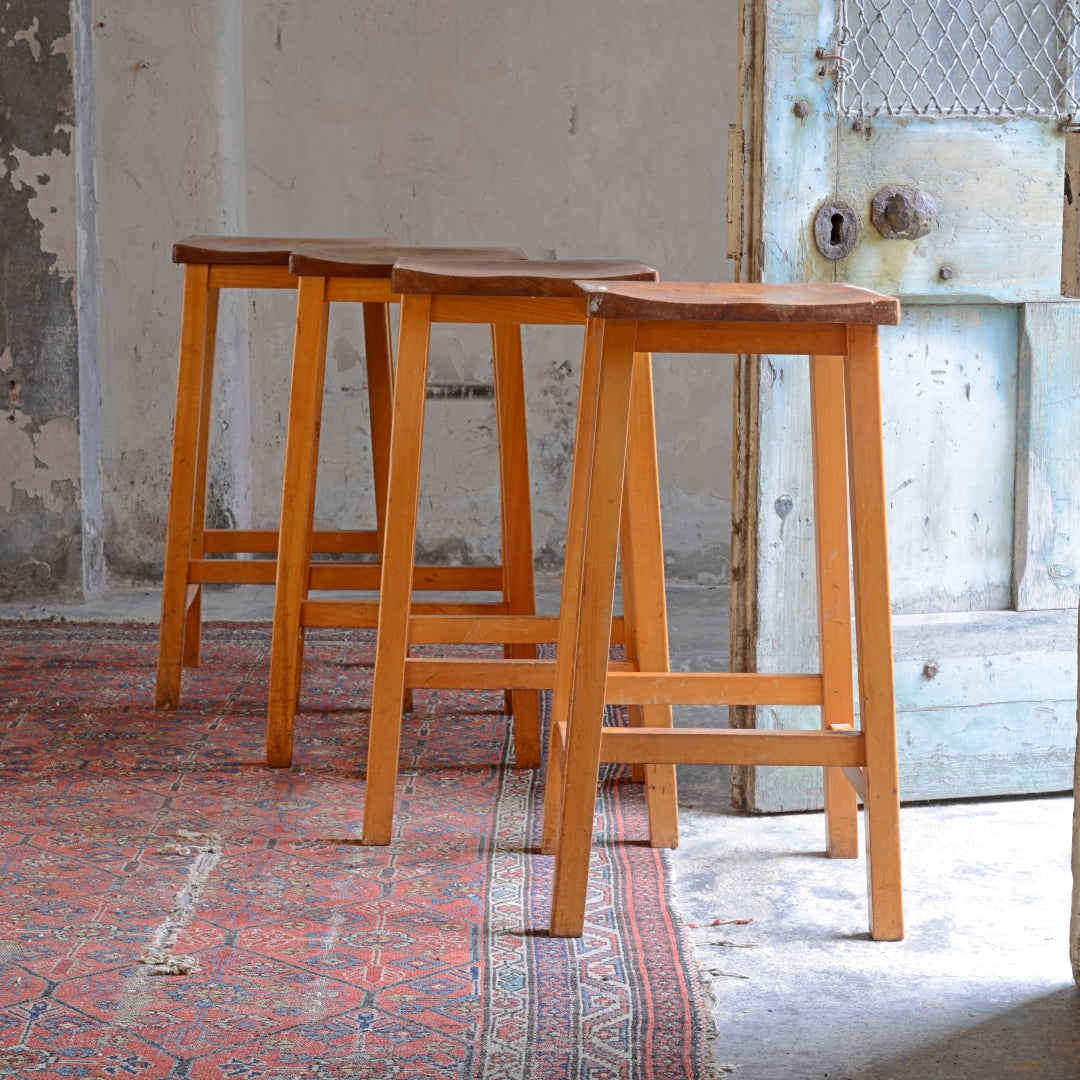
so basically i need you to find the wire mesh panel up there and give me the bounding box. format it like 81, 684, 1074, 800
838, 0, 1080, 118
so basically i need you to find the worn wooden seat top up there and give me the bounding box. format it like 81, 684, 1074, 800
288, 244, 528, 279
172, 235, 390, 266
391, 258, 658, 298
572, 280, 901, 325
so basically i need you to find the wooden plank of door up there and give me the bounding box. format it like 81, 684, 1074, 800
1072, 602, 1080, 988
1014, 302, 1080, 611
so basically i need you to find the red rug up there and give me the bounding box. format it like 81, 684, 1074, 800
0, 621, 714, 1079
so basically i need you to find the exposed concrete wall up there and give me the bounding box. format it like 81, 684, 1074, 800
238, 2, 737, 579
3, 1, 738, 598
91, 0, 251, 581
0, 1, 82, 600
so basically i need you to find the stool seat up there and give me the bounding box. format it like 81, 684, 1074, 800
288, 244, 527, 278
573, 279, 902, 323
391, 258, 658, 297
172, 235, 389, 266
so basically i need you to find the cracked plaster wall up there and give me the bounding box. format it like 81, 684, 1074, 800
3, 1, 736, 599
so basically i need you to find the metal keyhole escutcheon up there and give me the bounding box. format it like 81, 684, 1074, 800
813, 199, 859, 260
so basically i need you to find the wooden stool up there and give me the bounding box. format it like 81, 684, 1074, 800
546, 280, 905, 941
156, 235, 390, 710
355, 257, 679, 846
267, 245, 533, 768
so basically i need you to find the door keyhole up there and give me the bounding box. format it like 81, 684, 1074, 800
813, 199, 859, 260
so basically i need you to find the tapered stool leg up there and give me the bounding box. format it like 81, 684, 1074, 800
619, 365, 645, 783
362, 302, 395, 545
292, 293, 332, 709
620, 484, 645, 778
157, 265, 212, 710
181, 285, 222, 670
362, 300, 415, 715
549, 321, 638, 938
364, 293, 433, 844
180, 321, 211, 671
541, 318, 605, 855
844, 324, 903, 941
492, 322, 541, 768
620, 352, 678, 848
809, 353, 860, 859
538, 346, 673, 852
267, 276, 331, 766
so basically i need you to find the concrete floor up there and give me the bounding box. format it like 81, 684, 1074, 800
2, 582, 1078, 1077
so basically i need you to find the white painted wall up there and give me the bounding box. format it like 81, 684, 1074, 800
88, 0, 738, 584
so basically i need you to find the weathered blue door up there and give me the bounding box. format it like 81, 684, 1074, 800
731, 0, 1080, 810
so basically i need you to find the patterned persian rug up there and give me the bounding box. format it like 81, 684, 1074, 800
0, 622, 715, 1079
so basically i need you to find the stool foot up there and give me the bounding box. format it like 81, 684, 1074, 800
824, 765, 860, 858
508, 665, 541, 769
181, 586, 202, 669
866, 782, 904, 940
155, 673, 180, 712
644, 764, 679, 848
266, 721, 295, 769
362, 687, 403, 845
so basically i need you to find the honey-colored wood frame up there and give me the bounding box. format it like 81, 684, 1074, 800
547, 302, 903, 942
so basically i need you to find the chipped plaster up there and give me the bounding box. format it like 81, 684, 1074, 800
0, 0, 82, 600
6, 144, 78, 272
0, 413, 79, 514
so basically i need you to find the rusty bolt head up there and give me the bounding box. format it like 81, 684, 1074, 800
871, 185, 937, 240
939, 266, 953, 281
793, 99, 811, 119
922, 661, 939, 679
